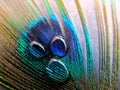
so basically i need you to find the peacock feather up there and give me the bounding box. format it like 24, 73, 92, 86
0, 0, 120, 90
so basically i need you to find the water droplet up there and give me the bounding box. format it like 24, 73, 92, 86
29, 41, 46, 58
46, 59, 69, 82
50, 35, 67, 57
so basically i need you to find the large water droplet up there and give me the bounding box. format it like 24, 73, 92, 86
50, 35, 67, 57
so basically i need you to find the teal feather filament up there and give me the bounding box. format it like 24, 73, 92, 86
75, 0, 95, 89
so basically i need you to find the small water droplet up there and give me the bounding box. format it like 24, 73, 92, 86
29, 41, 46, 58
